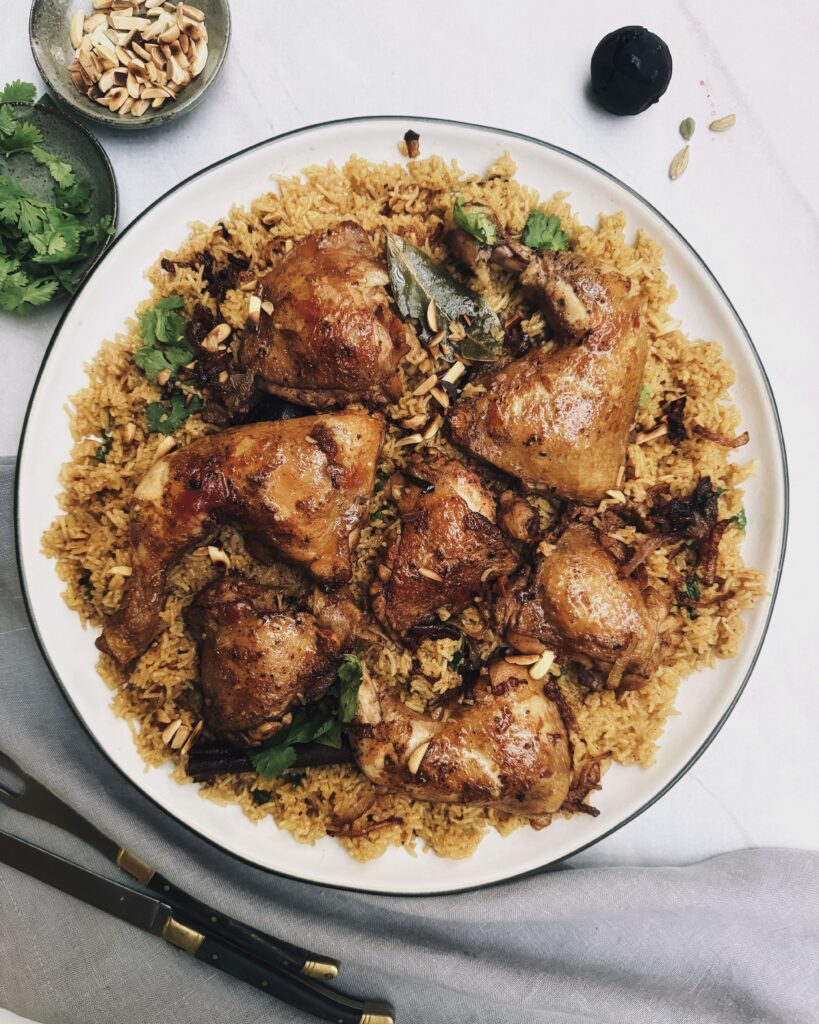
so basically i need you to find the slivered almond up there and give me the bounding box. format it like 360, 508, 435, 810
162, 720, 182, 745
181, 3, 205, 21
190, 39, 207, 76
505, 653, 540, 666
430, 386, 449, 409
407, 741, 430, 775
207, 546, 231, 569
401, 413, 427, 430
441, 360, 466, 384
170, 724, 190, 750
394, 432, 423, 448
153, 435, 177, 461
106, 86, 128, 111
426, 301, 439, 333
201, 323, 231, 351
180, 720, 203, 756
110, 14, 150, 29
70, 10, 86, 49
529, 650, 556, 680
412, 373, 438, 397
246, 295, 262, 330
421, 413, 443, 440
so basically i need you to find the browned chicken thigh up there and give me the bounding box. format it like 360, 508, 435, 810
496, 523, 666, 687
97, 411, 383, 664
350, 659, 572, 814
448, 249, 648, 503
369, 453, 519, 639
239, 221, 409, 409
184, 577, 362, 738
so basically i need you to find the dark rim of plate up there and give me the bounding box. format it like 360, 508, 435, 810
14, 116, 790, 897
4, 98, 119, 272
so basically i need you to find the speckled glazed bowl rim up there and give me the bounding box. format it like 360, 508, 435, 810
15, 117, 788, 895
28, 0, 231, 131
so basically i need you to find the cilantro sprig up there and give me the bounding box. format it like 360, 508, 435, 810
0, 80, 114, 314
133, 295, 195, 384
520, 209, 570, 252
453, 192, 498, 246
250, 654, 364, 780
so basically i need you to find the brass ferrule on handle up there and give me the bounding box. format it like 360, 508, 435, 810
116, 847, 155, 886
301, 957, 340, 980
161, 916, 205, 956
359, 1012, 395, 1024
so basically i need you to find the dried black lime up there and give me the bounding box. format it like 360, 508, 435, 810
590, 26, 672, 116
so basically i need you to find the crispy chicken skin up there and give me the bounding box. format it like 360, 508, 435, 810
369, 453, 519, 639
448, 250, 648, 503
350, 659, 571, 814
97, 411, 383, 665
496, 523, 666, 681
183, 576, 362, 737
240, 221, 409, 409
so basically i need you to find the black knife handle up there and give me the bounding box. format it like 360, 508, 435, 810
192, 932, 394, 1024
148, 872, 339, 979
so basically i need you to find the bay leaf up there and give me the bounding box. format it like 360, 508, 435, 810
385, 231, 502, 361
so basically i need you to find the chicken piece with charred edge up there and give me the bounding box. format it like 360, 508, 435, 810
97, 411, 384, 665
349, 658, 572, 814
447, 232, 648, 504
184, 577, 363, 741
234, 221, 409, 412
369, 452, 519, 639
496, 522, 667, 689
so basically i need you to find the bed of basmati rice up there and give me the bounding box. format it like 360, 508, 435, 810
42, 151, 765, 862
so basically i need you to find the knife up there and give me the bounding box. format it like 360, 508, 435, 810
0, 751, 338, 980
0, 831, 393, 1024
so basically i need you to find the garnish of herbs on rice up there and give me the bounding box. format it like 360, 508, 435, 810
43, 146, 763, 861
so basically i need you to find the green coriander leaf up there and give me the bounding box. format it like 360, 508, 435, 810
314, 718, 343, 748
145, 393, 202, 435
448, 635, 467, 669
31, 145, 76, 188
0, 106, 16, 137
715, 487, 727, 498
55, 180, 92, 215
734, 507, 747, 533
685, 575, 701, 602
521, 210, 570, 252
337, 653, 363, 723
251, 789, 272, 805
250, 743, 297, 780
453, 192, 498, 246
0, 120, 43, 155
639, 382, 653, 407
0, 81, 37, 104
93, 433, 113, 463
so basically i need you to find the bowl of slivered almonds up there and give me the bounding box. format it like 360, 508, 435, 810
29, 0, 230, 129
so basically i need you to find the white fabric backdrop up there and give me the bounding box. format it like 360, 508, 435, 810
1, 0, 817, 870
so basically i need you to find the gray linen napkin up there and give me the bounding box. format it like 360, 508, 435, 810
1, 458, 817, 1024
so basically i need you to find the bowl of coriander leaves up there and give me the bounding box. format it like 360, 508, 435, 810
0, 79, 116, 315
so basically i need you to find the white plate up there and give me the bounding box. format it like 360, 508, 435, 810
15, 117, 788, 894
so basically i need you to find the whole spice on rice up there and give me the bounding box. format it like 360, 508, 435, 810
679, 117, 696, 141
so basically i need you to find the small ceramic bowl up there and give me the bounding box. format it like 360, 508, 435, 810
29, 0, 230, 130
0, 98, 118, 293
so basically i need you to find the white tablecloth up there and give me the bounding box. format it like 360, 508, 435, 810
2, 0, 817, 876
